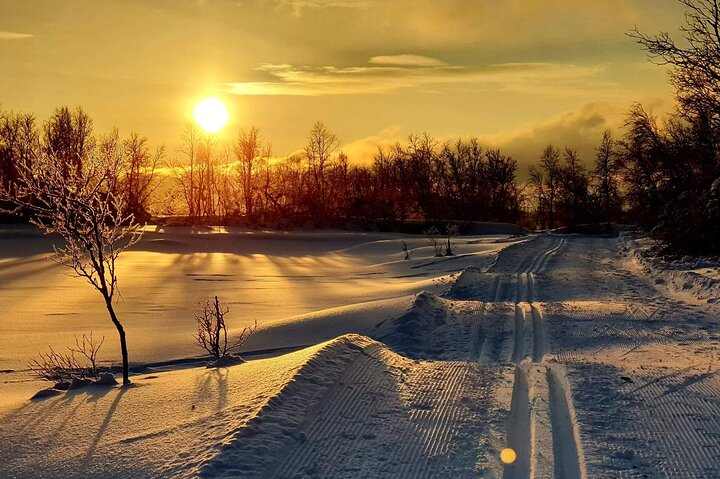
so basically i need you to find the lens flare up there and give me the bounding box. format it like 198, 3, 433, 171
500, 447, 517, 464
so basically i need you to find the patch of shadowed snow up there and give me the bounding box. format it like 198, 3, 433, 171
373, 291, 482, 360
443, 266, 484, 300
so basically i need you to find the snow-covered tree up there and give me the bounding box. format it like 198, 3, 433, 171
0, 144, 142, 385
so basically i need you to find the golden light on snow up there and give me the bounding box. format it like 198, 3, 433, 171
193, 97, 229, 133
500, 447, 517, 464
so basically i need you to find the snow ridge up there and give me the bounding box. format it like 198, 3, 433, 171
198, 334, 375, 478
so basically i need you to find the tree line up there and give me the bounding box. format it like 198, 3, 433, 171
1, 102, 719, 253
3, 2, 720, 253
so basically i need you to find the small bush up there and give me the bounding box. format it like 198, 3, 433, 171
28, 333, 105, 382
401, 240, 414, 260
424, 227, 443, 257
194, 296, 257, 361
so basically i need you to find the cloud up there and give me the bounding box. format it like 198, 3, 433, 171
338, 101, 676, 177
480, 102, 655, 177
342, 126, 404, 164
368, 54, 446, 67
224, 59, 605, 96
0, 31, 33, 40
269, 0, 372, 16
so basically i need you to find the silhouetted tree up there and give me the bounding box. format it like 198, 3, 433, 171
194, 296, 257, 361
631, 0, 720, 117
558, 148, 591, 226
593, 131, 622, 227
120, 132, 162, 221
306, 121, 339, 218
42, 106, 94, 174
0, 109, 37, 191
235, 127, 271, 216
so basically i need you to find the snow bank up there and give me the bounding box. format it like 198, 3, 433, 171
621, 233, 720, 304
373, 291, 485, 360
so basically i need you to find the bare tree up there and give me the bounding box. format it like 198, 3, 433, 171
42, 106, 94, 173
528, 165, 546, 229
0, 147, 142, 385
121, 132, 163, 221
593, 131, 621, 227
0, 109, 37, 189
537, 145, 562, 229
174, 123, 201, 222
305, 121, 339, 218
194, 296, 257, 361
235, 126, 271, 216
630, 0, 720, 115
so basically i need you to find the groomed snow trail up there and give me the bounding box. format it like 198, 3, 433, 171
488, 236, 587, 479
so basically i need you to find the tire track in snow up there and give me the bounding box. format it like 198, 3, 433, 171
512, 304, 528, 364
530, 305, 545, 364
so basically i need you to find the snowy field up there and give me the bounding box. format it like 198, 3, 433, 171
1, 228, 720, 478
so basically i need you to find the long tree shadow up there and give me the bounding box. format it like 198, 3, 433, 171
84, 386, 129, 461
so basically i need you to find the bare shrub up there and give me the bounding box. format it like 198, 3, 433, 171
445, 223, 459, 256
401, 240, 414, 260
70, 332, 105, 378
28, 333, 105, 382
424, 226, 443, 257
194, 296, 257, 360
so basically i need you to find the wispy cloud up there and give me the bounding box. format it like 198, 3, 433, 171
224, 59, 605, 97
0, 31, 33, 40
368, 54, 446, 67
269, 0, 372, 16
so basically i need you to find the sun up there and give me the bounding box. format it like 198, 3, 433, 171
193, 97, 229, 133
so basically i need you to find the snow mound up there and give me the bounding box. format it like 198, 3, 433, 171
444, 266, 486, 300
374, 291, 476, 360
452, 266, 484, 289
198, 334, 383, 478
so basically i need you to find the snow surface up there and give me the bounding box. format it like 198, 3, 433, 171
0, 226, 507, 371
1, 228, 720, 478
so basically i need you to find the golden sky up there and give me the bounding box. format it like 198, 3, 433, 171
0, 0, 685, 168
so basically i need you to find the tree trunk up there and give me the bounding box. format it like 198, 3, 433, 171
105, 297, 129, 385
